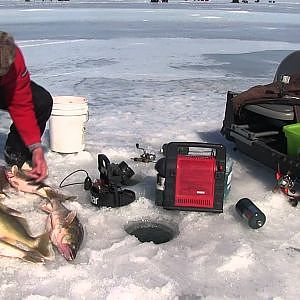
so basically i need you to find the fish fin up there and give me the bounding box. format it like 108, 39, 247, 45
60, 195, 77, 202
21, 250, 46, 264
34, 232, 55, 260
11, 165, 18, 174
0, 202, 23, 218
7, 178, 20, 190
0, 237, 30, 250
11, 165, 35, 184
39, 200, 53, 213
39, 187, 77, 202
0, 239, 45, 264
36, 186, 52, 199
63, 211, 77, 227
62, 195, 77, 201
21, 162, 32, 172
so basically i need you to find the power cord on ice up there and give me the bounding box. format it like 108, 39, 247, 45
59, 169, 93, 190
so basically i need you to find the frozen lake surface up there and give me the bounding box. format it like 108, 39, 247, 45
0, 1, 300, 299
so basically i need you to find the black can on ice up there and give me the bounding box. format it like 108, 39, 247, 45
235, 198, 266, 229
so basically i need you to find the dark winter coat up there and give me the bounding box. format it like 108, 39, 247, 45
232, 74, 300, 121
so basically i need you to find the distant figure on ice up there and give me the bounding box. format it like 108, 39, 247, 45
0, 31, 53, 181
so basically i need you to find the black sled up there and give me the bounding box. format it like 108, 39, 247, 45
221, 50, 300, 178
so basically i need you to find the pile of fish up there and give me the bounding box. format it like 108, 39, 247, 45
0, 165, 84, 263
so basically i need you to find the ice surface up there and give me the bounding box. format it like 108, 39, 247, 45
0, 0, 300, 299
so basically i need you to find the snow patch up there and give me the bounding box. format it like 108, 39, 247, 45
217, 244, 254, 272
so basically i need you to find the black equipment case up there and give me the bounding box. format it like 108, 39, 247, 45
221, 50, 300, 178
155, 142, 226, 213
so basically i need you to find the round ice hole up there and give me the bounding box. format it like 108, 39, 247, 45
125, 220, 178, 244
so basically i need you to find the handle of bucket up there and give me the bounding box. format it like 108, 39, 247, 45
98, 154, 111, 184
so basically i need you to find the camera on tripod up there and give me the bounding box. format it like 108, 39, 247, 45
89, 154, 136, 208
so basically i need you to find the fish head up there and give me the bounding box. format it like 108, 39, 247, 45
58, 231, 82, 261
56, 221, 84, 261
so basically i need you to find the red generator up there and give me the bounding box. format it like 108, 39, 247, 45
155, 142, 226, 213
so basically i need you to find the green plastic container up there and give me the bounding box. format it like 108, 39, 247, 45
283, 123, 300, 157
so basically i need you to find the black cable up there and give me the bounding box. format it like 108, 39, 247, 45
59, 169, 91, 188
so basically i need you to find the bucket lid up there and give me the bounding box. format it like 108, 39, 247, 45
53, 96, 88, 111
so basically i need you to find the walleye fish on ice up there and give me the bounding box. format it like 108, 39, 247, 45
0, 202, 54, 263
0, 164, 84, 262
40, 193, 84, 261
5, 165, 76, 201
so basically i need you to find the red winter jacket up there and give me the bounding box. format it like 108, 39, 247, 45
0, 46, 40, 147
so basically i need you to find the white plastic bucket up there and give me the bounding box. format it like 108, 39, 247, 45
49, 96, 88, 153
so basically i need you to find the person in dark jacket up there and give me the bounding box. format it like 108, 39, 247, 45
0, 31, 53, 181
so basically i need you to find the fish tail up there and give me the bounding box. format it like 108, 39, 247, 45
62, 195, 77, 201
34, 232, 54, 260
41, 187, 77, 202
0, 239, 45, 264
22, 250, 45, 264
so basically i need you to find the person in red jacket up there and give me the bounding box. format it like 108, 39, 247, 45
0, 31, 53, 181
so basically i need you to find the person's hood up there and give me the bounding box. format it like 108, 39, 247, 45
0, 31, 16, 76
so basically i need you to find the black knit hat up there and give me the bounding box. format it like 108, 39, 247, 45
0, 31, 16, 76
